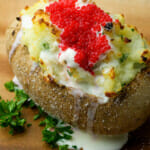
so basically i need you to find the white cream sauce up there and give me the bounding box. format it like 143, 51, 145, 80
29, 62, 39, 75
87, 102, 99, 130
9, 30, 23, 63
59, 48, 78, 68
58, 129, 128, 150
13, 76, 23, 89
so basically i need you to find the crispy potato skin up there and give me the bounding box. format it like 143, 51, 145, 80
6, 20, 150, 135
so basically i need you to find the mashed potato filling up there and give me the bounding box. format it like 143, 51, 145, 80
20, 0, 150, 103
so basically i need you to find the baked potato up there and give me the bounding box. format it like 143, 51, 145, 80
6, 0, 150, 135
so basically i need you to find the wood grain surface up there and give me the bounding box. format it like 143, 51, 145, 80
0, 0, 150, 149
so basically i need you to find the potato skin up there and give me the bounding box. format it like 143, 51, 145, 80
6, 20, 150, 135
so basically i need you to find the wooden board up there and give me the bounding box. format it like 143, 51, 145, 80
0, 0, 150, 149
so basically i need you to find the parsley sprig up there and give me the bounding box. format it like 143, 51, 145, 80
40, 117, 73, 148
0, 81, 78, 149
119, 53, 128, 63
0, 98, 26, 135
0, 81, 29, 135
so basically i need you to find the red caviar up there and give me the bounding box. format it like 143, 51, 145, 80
46, 0, 112, 74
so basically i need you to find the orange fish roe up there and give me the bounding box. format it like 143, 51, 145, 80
46, 0, 112, 74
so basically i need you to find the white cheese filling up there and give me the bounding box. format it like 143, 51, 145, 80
9, 30, 23, 63
58, 48, 78, 68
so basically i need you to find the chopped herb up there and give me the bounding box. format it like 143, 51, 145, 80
131, 28, 135, 32
59, 145, 69, 150
27, 123, 32, 127
0, 99, 26, 135
29, 100, 36, 108
133, 63, 145, 69
37, 106, 46, 119
33, 105, 46, 120
23, 99, 36, 108
67, 70, 72, 76
43, 43, 50, 49
24, 99, 36, 108
102, 31, 104, 35
1, 81, 77, 149
42, 116, 73, 148
119, 53, 128, 63
120, 35, 124, 40
39, 120, 46, 126
15, 89, 29, 102
34, 114, 40, 120
4, 81, 17, 92
121, 83, 126, 87
72, 145, 78, 149
0, 81, 30, 135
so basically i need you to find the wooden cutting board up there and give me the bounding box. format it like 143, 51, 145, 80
0, 0, 150, 149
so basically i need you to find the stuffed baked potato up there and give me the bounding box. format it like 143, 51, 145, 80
6, 0, 150, 135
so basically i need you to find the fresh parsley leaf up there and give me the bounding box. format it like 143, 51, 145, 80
23, 99, 36, 108
42, 116, 73, 148
43, 43, 50, 49
131, 28, 135, 32
34, 106, 46, 120
121, 83, 126, 87
1, 81, 78, 149
120, 35, 124, 40
39, 120, 46, 126
4, 81, 17, 92
72, 145, 78, 150
119, 53, 128, 63
27, 123, 32, 128
0, 99, 26, 135
0, 81, 31, 135
29, 100, 36, 108
34, 114, 40, 120
67, 70, 72, 76
15, 89, 29, 102
59, 145, 69, 150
